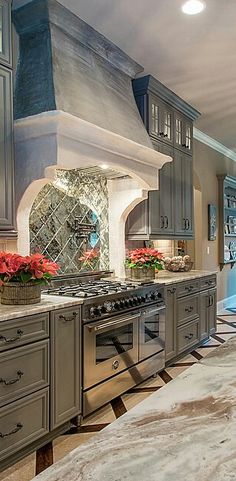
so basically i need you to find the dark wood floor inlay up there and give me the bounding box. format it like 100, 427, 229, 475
158, 370, 172, 383
111, 396, 127, 418
171, 362, 195, 367
191, 350, 203, 360
128, 387, 161, 393
35, 441, 53, 476
211, 334, 225, 344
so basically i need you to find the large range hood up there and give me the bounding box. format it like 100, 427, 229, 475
13, 0, 172, 200
13, 0, 172, 275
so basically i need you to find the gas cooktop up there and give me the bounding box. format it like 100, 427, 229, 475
42, 279, 152, 299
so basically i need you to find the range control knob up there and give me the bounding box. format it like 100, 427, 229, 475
114, 301, 121, 310
104, 301, 113, 312
129, 298, 134, 307
124, 299, 130, 308
90, 306, 100, 317
150, 292, 156, 300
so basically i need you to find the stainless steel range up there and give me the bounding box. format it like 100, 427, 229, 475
44, 278, 165, 416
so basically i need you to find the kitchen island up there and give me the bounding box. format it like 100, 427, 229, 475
31, 335, 236, 481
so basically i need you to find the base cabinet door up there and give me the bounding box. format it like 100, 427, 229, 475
199, 291, 209, 340
50, 308, 81, 430
165, 286, 177, 362
208, 288, 217, 336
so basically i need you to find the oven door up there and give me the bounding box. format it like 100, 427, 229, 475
139, 305, 165, 362
83, 311, 140, 389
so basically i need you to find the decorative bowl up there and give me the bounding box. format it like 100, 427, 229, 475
165, 261, 193, 273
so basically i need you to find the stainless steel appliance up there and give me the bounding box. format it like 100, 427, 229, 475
44, 278, 165, 416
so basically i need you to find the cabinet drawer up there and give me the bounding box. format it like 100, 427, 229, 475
176, 280, 199, 298
200, 276, 216, 291
0, 388, 49, 461
0, 340, 49, 407
0, 313, 49, 352
177, 294, 199, 326
177, 319, 199, 354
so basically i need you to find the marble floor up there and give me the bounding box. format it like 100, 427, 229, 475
0, 314, 235, 481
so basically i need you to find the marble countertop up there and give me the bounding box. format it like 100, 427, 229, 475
154, 269, 217, 285
32, 335, 236, 481
0, 295, 83, 322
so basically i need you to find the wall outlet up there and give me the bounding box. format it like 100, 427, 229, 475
207, 246, 210, 255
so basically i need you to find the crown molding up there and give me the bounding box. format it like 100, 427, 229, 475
193, 127, 236, 162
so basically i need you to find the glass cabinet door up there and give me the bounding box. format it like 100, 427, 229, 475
184, 119, 193, 154
174, 112, 184, 149
0, 1, 11, 67
163, 106, 174, 144
149, 95, 161, 138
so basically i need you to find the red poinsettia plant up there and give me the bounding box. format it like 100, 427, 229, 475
125, 248, 164, 270
0, 252, 59, 285
79, 249, 99, 264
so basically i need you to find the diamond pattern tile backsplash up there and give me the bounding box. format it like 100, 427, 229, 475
30, 169, 109, 274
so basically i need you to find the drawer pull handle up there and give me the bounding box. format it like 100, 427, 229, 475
59, 312, 77, 322
0, 370, 24, 386
168, 287, 176, 295
0, 422, 23, 438
112, 360, 120, 370
185, 306, 194, 313
184, 333, 194, 340
185, 286, 194, 292
0, 330, 24, 344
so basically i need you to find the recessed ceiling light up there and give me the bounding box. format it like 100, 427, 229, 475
100, 164, 109, 170
181, 0, 206, 15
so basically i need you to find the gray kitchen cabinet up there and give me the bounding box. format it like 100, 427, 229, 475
208, 288, 217, 336
127, 74, 199, 241
149, 140, 175, 236
0, 65, 14, 234
0, 388, 49, 463
165, 285, 177, 362
199, 290, 209, 340
200, 287, 217, 339
126, 148, 193, 239
50, 307, 81, 430
0, 306, 82, 472
0, 0, 11, 68
174, 149, 194, 237
165, 275, 217, 364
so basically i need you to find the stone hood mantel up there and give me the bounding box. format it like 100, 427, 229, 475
14, 110, 171, 204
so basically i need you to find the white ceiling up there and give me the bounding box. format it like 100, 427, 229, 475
13, 0, 236, 151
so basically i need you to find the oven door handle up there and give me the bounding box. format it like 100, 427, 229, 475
142, 307, 165, 316
86, 314, 141, 332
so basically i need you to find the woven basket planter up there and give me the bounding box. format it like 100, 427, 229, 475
125, 267, 156, 281
1, 282, 41, 305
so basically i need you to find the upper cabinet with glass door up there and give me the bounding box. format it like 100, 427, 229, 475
148, 94, 174, 145
133, 75, 199, 154
174, 111, 193, 155
0, 0, 11, 68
